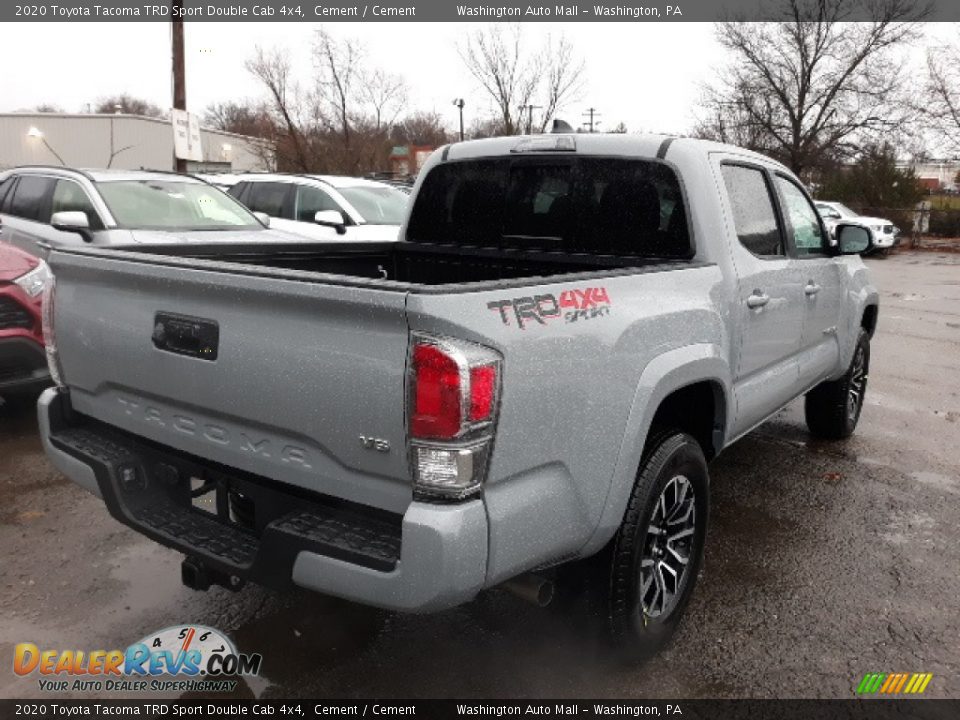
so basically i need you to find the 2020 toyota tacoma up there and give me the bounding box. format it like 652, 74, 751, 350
37, 134, 878, 659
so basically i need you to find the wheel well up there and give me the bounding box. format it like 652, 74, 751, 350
647, 381, 725, 460
861, 305, 878, 338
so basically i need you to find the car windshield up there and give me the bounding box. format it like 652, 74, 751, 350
97, 179, 260, 230
338, 185, 408, 225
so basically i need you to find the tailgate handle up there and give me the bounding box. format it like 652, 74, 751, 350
152, 312, 219, 361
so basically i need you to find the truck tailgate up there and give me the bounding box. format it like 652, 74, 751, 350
49, 250, 412, 514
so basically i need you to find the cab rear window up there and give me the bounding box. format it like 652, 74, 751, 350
407, 157, 691, 258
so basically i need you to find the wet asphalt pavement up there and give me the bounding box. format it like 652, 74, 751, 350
1, 251, 958, 700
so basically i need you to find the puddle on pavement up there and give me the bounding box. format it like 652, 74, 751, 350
106, 543, 192, 613
229, 593, 386, 686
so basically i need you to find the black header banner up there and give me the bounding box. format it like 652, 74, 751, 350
1, 699, 959, 719
4, 0, 960, 22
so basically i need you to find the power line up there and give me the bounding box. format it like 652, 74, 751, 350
582, 107, 602, 133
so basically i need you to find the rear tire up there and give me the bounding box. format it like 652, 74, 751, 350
805, 329, 870, 440
600, 431, 710, 662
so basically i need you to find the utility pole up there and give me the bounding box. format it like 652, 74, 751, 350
171, 0, 187, 172
520, 104, 542, 134
452, 98, 465, 142
582, 107, 601, 133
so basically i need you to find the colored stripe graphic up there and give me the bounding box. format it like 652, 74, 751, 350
857, 672, 932, 694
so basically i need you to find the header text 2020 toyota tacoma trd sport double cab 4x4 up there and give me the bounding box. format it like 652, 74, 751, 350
37, 134, 878, 660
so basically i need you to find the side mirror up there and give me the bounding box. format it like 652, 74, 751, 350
314, 210, 347, 235
50, 211, 92, 242
253, 211, 271, 228
836, 223, 873, 255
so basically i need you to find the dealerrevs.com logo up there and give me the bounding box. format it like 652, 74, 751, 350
13, 625, 262, 693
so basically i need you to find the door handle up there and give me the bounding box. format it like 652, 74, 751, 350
805, 281, 821, 296
746, 291, 770, 308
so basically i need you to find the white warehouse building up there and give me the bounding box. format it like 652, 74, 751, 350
0, 113, 273, 173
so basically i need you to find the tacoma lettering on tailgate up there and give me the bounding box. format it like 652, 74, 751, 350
487, 287, 612, 329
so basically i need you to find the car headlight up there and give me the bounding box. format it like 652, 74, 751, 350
14, 260, 51, 298
871, 224, 883, 232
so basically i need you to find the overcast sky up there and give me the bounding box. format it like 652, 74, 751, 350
3, 22, 955, 136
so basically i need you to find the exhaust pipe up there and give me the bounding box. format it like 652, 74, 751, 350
503, 574, 555, 607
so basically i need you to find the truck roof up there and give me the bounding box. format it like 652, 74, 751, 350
441, 133, 789, 172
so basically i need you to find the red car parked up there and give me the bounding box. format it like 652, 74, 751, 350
0, 241, 50, 397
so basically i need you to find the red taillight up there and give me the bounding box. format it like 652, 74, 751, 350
410, 339, 500, 440
411, 343, 462, 439
409, 334, 501, 499
469, 365, 496, 422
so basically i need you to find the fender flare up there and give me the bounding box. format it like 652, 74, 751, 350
577, 343, 732, 557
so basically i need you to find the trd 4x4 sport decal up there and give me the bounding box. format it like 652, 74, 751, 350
487, 287, 612, 329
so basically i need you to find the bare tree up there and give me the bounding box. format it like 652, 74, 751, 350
538, 35, 586, 132
245, 46, 313, 171
459, 25, 584, 135
313, 29, 367, 144
696, 0, 930, 176
363, 68, 408, 133
245, 32, 410, 175
204, 101, 273, 137
94, 94, 165, 118
34, 103, 64, 113
925, 30, 960, 153
392, 112, 452, 147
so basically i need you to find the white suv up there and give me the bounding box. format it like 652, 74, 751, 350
815, 201, 899, 252
228, 174, 409, 243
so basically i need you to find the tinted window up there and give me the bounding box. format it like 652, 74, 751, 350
0, 177, 14, 210
775, 176, 826, 256
245, 182, 291, 218
9, 175, 54, 222
295, 185, 341, 222
227, 182, 248, 203
720, 165, 783, 257
407, 157, 691, 258
52, 179, 103, 230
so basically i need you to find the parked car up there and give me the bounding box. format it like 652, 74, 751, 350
227, 174, 409, 242
0, 242, 49, 398
38, 133, 878, 661
0, 167, 304, 259
815, 201, 899, 252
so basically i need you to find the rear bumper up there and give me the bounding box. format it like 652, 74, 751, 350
0, 336, 49, 394
37, 388, 488, 613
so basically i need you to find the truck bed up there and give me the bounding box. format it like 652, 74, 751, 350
119, 241, 687, 290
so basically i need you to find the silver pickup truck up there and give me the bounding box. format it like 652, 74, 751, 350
37, 134, 878, 660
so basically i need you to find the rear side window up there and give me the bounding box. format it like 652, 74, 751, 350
9, 175, 55, 222
407, 157, 691, 258
720, 165, 783, 257
227, 182, 247, 203
0, 176, 14, 210
245, 182, 291, 218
